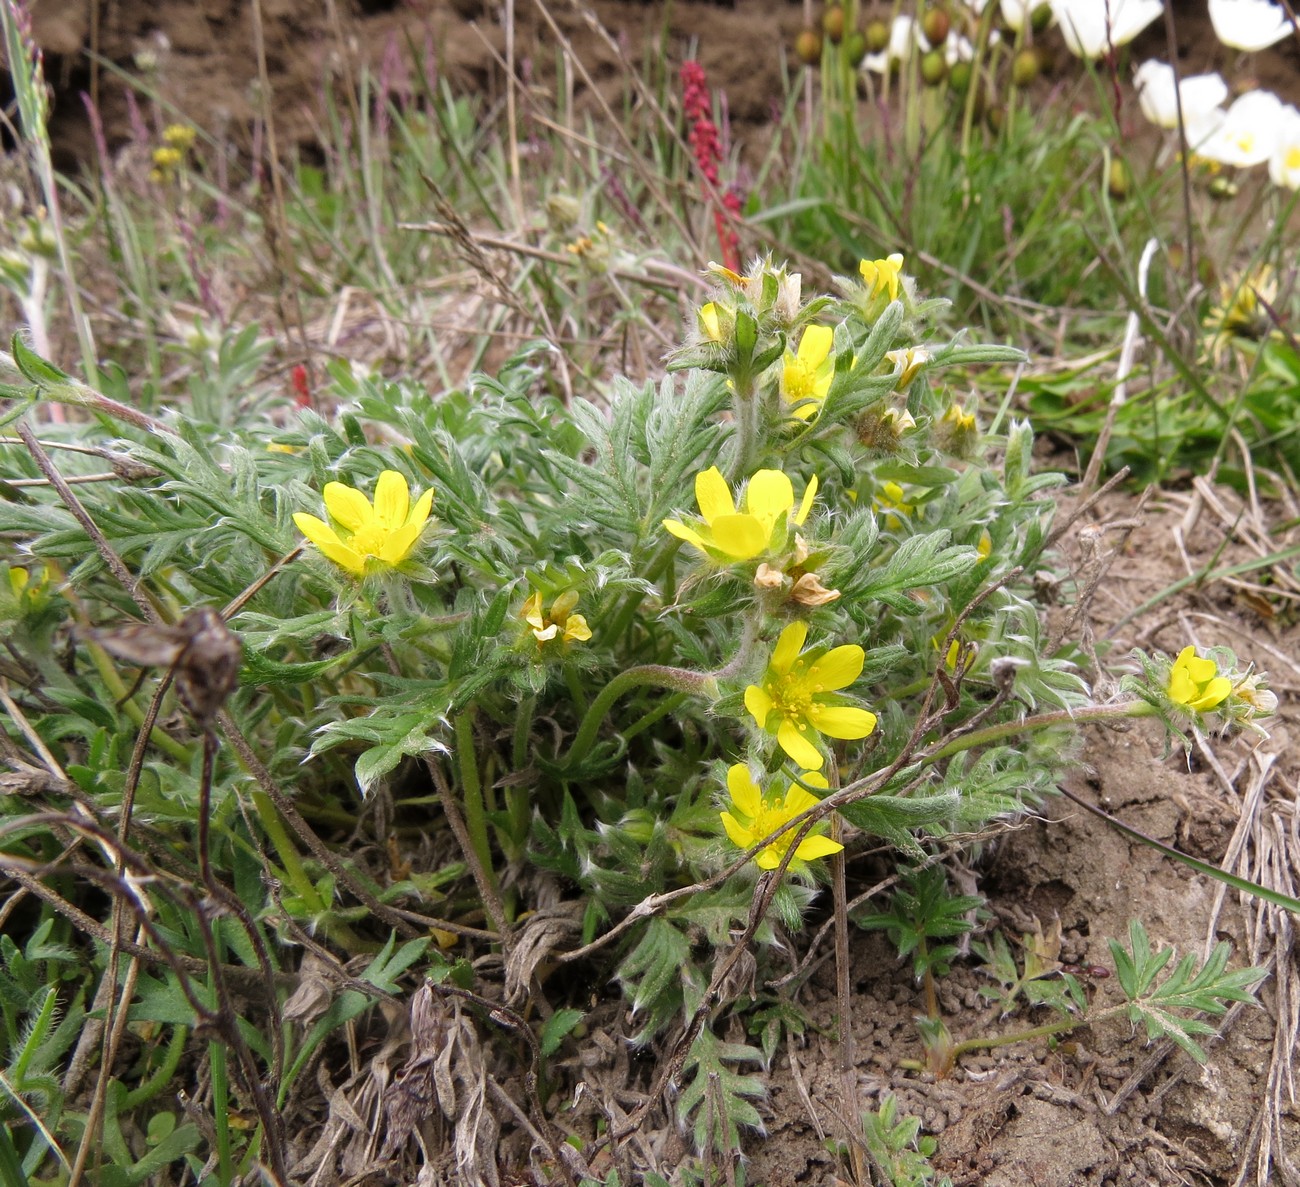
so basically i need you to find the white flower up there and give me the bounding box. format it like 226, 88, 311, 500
1270, 105, 1300, 189
1134, 61, 1228, 144
1050, 0, 1163, 58
1198, 89, 1285, 168
1001, 0, 1051, 31
863, 15, 929, 74
1208, 0, 1291, 51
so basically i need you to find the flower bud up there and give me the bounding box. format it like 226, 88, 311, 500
1011, 48, 1040, 88
921, 50, 948, 87
796, 27, 823, 64
865, 19, 890, 52
822, 5, 846, 44
921, 6, 950, 46
1107, 158, 1131, 201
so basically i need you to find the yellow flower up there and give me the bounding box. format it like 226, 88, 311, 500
976, 529, 992, 561
885, 346, 931, 390
293, 470, 433, 576
744, 622, 877, 770
664, 467, 818, 563
1203, 265, 1277, 364
874, 480, 912, 530
522, 590, 592, 645
1167, 646, 1232, 711
780, 325, 835, 420
151, 146, 184, 170
720, 764, 843, 870
859, 253, 905, 303
162, 124, 196, 150
698, 302, 724, 342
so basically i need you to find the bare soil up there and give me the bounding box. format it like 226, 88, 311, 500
8, 2, 1300, 1185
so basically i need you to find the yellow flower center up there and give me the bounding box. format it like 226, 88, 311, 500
766, 663, 822, 729
1286, 146, 1300, 170
1233, 132, 1254, 154
783, 357, 816, 403
750, 800, 796, 856
347, 524, 390, 558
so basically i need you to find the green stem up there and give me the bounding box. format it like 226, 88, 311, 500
927, 700, 1157, 763
728, 373, 760, 482
453, 709, 497, 896
121, 1025, 188, 1109
950, 1009, 1113, 1058
564, 665, 715, 769
506, 697, 536, 857
83, 641, 194, 765
250, 792, 323, 913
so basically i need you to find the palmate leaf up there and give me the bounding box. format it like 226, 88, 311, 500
676, 1028, 766, 1153
1109, 920, 1266, 1063
848, 532, 978, 612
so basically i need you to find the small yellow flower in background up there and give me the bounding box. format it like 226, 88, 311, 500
1167, 646, 1232, 711
706, 262, 746, 288
267, 442, 298, 455
720, 764, 843, 870
886, 345, 932, 390
856, 406, 916, 454
664, 467, 818, 563
780, 325, 835, 420
859, 253, 905, 303
874, 480, 912, 529
1203, 265, 1277, 364
976, 529, 992, 561
744, 621, 877, 770
163, 123, 197, 150
934, 403, 979, 458
1231, 673, 1278, 719
293, 469, 434, 576
522, 590, 592, 645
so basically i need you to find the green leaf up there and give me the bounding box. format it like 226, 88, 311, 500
10, 335, 69, 386
540, 1008, 585, 1058
676, 1028, 766, 1153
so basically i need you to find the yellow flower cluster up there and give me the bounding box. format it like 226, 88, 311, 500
522, 591, 592, 646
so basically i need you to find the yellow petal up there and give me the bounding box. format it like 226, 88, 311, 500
777, 720, 825, 770
564, 614, 592, 642
322, 483, 373, 532
794, 474, 819, 526
406, 486, 435, 531
699, 302, 722, 342
744, 470, 795, 530
811, 705, 877, 740
293, 512, 365, 575
377, 519, 423, 564
726, 764, 762, 819
721, 811, 755, 850
710, 513, 770, 560
807, 645, 865, 691
551, 590, 580, 618
373, 470, 411, 530
695, 467, 735, 524
782, 783, 820, 815
663, 519, 710, 553
755, 846, 783, 870
1194, 676, 1232, 710
795, 834, 844, 862
744, 684, 774, 730
522, 592, 545, 628
797, 324, 834, 368
532, 623, 559, 642
770, 622, 808, 674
